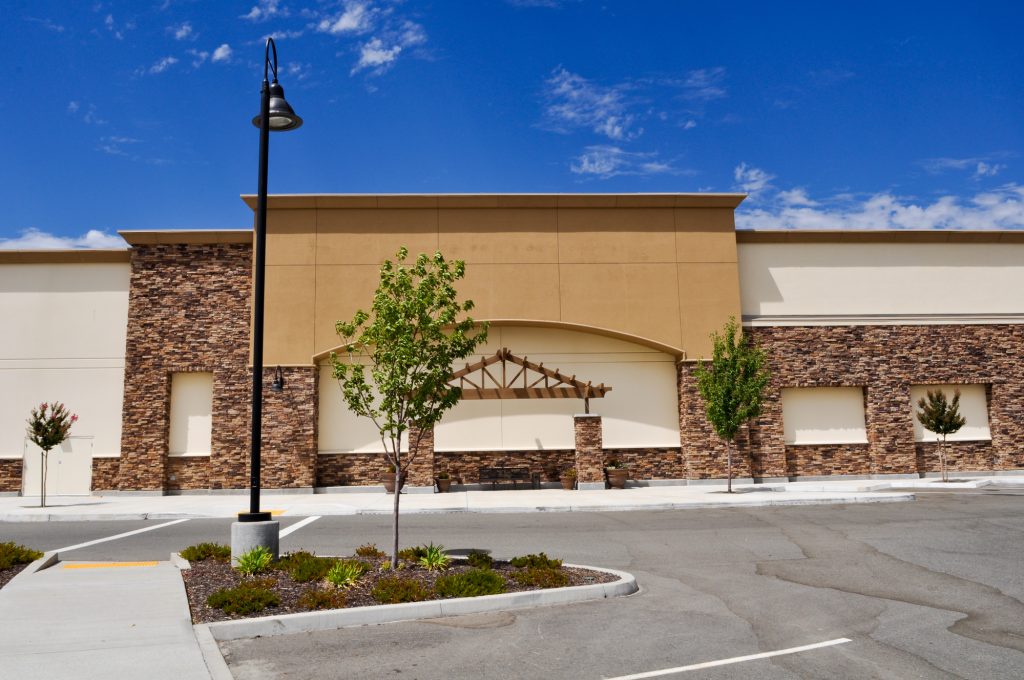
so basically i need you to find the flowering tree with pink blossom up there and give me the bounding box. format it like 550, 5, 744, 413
26, 402, 77, 507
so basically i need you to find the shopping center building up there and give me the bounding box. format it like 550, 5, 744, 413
2, 193, 1022, 495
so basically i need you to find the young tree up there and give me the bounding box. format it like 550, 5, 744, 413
331, 248, 487, 568
915, 388, 966, 483
693, 317, 770, 493
26, 402, 77, 507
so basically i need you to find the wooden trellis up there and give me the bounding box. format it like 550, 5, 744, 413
448, 347, 612, 413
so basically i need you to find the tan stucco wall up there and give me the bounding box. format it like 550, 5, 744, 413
247, 194, 745, 364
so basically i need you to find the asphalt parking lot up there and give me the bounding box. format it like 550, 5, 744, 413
3, 487, 1024, 679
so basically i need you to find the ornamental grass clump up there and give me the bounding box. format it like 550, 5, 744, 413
397, 546, 428, 562
179, 543, 231, 563
418, 543, 450, 571
509, 553, 562, 570
511, 567, 569, 589
326, 560, 368, 589
435, 569, 506, 598
298, 587, 347, 611
207, 578, 279, 615
355, 543, 387, 559
235, 546, 273, 576
0, 542, 43, 570
276, 551, 336, 583
371, 576, 433, 604
466, 551, 493, 570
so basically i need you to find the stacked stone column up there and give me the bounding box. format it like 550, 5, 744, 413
574, 414, 605, 490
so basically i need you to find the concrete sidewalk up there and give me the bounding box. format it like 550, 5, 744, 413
0, 558, 212, 680
9, 476, 1018, 521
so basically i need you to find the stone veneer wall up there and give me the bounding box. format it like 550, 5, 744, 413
0, 460, 21, 493
749, 324, 1024, 477
573, 415, 604, 485
91, 458, 120, 491
166, 457, 211, 491
435, 450, 576, 485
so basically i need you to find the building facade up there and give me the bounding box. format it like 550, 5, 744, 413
2, 194, 1022, 495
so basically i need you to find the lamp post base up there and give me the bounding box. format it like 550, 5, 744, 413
237, 511, 273, 523
231, 519, 279, 565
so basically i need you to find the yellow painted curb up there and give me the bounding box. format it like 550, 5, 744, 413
62, 561, 160, 569
235, 509, 286, 516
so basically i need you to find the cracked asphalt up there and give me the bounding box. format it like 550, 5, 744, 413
4, 487, 1023, 678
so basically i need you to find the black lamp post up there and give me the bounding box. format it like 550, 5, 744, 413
238, 38, 302, 524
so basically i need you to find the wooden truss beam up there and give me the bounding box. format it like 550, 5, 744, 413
449, 348, 612, 405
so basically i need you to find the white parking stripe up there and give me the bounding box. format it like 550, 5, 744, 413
603, 638, 852, 679
54, 518, 191, 553
279, 515, 321, 539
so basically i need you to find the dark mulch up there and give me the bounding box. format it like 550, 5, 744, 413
182, 557, 617, 624
0, 564, 29, 590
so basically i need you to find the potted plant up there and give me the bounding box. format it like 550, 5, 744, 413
435, 469, 452, 493
605, 459, 629, 490
382, 465, 405, 494
559, 468, 577, 490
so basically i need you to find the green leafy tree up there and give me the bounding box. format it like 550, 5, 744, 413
915, 389, 966, 483
693, 318, 770, 493
26, 402, 77, 507
332, 248, 487, 568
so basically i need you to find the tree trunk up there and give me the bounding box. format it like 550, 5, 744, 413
391, 470, 400, 569
940, 435, 947, 483
40, 450, 48, 508
726, 439, 733, 493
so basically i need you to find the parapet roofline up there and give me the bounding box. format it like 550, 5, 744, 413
239, 193, 749, 210
0, 249, 130, 263
736, 230, 1024, 244
118, 229, 253, 246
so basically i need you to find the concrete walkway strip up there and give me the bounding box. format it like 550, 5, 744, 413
54, 518, 190, 552
278, 515, 321, 538
206, 564, 638, 642
603, 637, 853, 679
62, 561, 160, 569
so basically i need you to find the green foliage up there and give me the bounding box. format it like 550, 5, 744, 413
355, 543, 386, 559
26, 402, 77, 453
561, 468, 577, 478
371, 576, 434, 604
0, 542, 43, 570
510, 567, 569, 589
235, 546, 273, 576
466, 551, 493, 570
693, 317, 770, 443
298, 587, 347, 611
330, 247, 489, 567
207, 579, 279, 615
916, 389, 967, 437
398, 546, 428, 562
509, 553, 562, 570
276, 551, 336, 583
605, 459, 626, 469
418, 543, 450, 571
179, 543, 231, 563
326, 560, 368, 589
436, 569, 506, 598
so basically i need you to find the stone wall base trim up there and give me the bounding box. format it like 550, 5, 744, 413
920, 469, 1024, 478
166, 487, 315, 496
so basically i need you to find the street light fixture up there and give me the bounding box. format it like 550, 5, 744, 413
237, 37, 301, 528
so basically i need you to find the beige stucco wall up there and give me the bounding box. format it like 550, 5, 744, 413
251, 194, 744, 364
782, 387, 868, 445
318, 326, 680, 453
0, 259, 129, 461
168, 372, 214, 455
739, 239, 1024, 321
909, 384, 991, 442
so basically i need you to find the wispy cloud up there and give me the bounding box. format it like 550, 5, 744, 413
103, 13, 134, 40
68, 101, 107, 125
505, 0, 572, 7
734, 166, 1024, 230
187, 49, 209, 67
317, 1, 374, 35
921, 154, 1012, 179
733, 162, 775, 197
0, 228, 126, 250
242, 0, 287, 22
211, 44, 233, 63
542, 68, 640, 141
350, 20, 427, 76
170, 21, 195, 40
570, 145, 681, 179
147, 56, 179, 74
25, 16, 66, 32
682, 67, 727, 101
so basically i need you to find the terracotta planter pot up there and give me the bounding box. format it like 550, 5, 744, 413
435, 477, 451, 493
382, 472, 405, 494
606, 469, 628, 489
559, 475, 576, 490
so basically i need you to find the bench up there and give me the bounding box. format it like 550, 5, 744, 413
479, 467, 540, 489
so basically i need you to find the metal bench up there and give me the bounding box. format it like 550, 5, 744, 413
478, 467, 540, 489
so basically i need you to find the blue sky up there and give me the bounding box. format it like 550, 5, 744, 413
2, 0, 1022, 247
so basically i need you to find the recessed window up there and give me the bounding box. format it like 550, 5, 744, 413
169, 372, 213, 456
782, 387, 867, 445
910, 384, 991, 442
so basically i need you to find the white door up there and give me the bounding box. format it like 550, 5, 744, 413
22, 437, 93, 497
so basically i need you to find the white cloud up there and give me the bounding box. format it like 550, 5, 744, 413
25, 17, 66, 32
148, 56, 179, 74
67, 101, 80, 113
0, 228, 126, 250
683, 67, 727, 101
187, 49, 209, 67
211, 44, 232, 63
263, 30, 304, 41
103, 13, 133, 40
733, 162, 775, 196
736, 177, 1024, 231
680, 119, 697, 130
171, 22, 194, 40
317, 1, 374, 35
975, 161, 1005, 178
242, 0, 287, 22
353, 38, 401, 72
570, 145, 678, 179
287, 62, 311, 80
922, 154, 1012, 177
542, 68, 640, 141
349, 18, 428, 76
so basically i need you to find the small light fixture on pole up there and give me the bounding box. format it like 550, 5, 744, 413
237, 37, 301, 533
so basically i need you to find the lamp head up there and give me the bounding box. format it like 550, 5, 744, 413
252, 81, 303, 131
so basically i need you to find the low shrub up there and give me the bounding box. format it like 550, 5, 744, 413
178, 543, 230, 564
371, 576, 433, 604
0, 542, 43, 570
509, 553, 562, 570
298, 587, 347, 611
326, 559, 368, 589
236, 546, 273, 576
418, 543, 450, 571
355, 543, 386, 559
397, 546, 428, 562
276, 551, 336, 583
511, 567, 569, 589
466, 551, 493, 570
436, 569, 506, 598
207, 578, 279, 615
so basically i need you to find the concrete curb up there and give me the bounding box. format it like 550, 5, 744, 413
169, 552, 191, 570
5, 550, 59, 589
193, 624, 235, 680
204, 563, 637, 642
